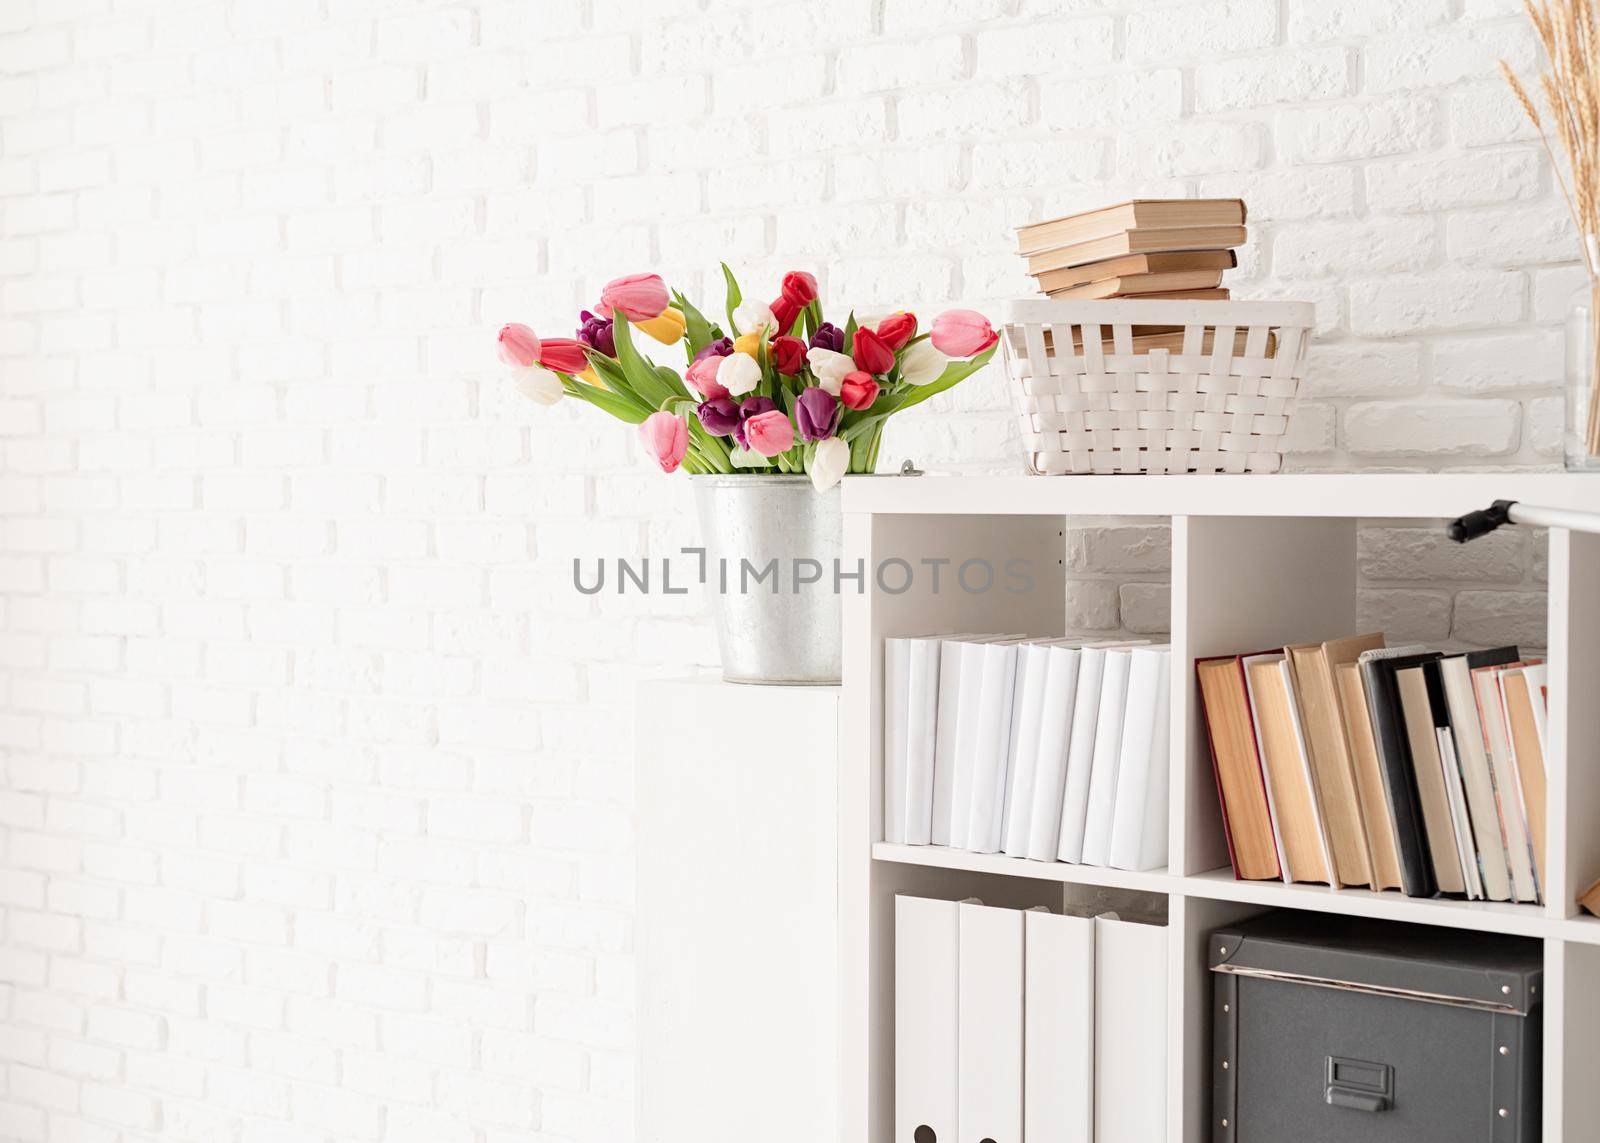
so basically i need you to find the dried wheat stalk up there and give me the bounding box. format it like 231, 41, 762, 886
1504, 0, 1600, 454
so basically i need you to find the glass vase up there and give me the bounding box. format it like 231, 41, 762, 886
1567, 282, 1600, 471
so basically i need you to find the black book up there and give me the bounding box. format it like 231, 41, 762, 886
1360, 649, 1444, 898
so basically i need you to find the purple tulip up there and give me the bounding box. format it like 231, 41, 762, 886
577, 309, 616, 357
692, 336, 733, 364
809, 322, 845, 353
734, 396, 778, 449
696, 397, 741, 437
795, 386, 840, 442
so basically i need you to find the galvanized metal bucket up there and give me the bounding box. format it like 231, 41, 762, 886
691, 474, 842, 685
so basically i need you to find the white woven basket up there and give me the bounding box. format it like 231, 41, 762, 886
1003, 298, 1316, 475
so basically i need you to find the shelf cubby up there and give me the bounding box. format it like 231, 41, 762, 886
839, 473, 1600, 1143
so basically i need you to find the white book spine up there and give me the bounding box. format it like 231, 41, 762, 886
1107, 648, 1172, 872
1095, 915, 1168, 1143
1027, 647, 1082, 861
1057, 647, 1107, 864
1437, 728, 1484, 900
930, 640, 965, 847
948, 643, 989, 850
1525, 664, 1550, 757
1078, 649, 1132, 867
895, 896, 959, 1143
1025, 909, 1093, 1143
883, 639, 910, 845
903, 641, 941, 845
1001, 645, 1051, 856
965, 644, 1019, 854
1442, 662, 1511, 901
959, 902, 1024, 1143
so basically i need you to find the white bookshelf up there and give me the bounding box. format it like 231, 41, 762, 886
838, 472, 1600, 1143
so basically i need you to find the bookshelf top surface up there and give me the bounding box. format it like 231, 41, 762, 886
843, 471, 1600, 519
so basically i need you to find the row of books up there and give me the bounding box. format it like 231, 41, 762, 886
1199, 635, 1550, 902
1015, 197, 1248, 300
897, 897, 1166, 1143
884, 635, 1171, 873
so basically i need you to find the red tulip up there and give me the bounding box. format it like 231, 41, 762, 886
770, 295, 801, 336
771, 335, 807, 375
931, 308, 998, 357
497, 323, 541, 368
781, 270, 818, 306
851, 326, 895, 375
599, 273, 670, 322
537, 338, 589, 374
839, 371, 879, 411
876, 311, 917, 351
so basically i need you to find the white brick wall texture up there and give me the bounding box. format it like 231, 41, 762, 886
0, 0, 1562, 1140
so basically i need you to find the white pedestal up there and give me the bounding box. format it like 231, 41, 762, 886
636, 676, 840, 1143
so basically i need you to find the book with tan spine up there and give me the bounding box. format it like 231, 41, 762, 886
1243, 652, 1334, 885
1285, 635, 1384, 889
1044, 270, 1226, 300
1033, 248, 1238, 293
1196, 655, 1283, 881
1026, 225, 1248, 274
1500, 665, 1549, 886
1334, 661, 1406, 891
1016, 198, 1248, 255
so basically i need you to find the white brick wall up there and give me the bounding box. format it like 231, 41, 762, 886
0, 1, 1562, 1140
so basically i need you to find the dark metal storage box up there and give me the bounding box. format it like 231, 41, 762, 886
1210, 912, 1543, 1143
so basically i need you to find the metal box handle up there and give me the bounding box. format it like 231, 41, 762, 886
1325, 1056, 1394, 1113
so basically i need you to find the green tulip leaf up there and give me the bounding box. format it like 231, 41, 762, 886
611, 318, 673, 407
721, 262, 743, 334
728, 446, 771, 469
569, 377, 649, 423
674, 290, 716, 359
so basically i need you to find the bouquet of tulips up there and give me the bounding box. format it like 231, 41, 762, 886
495, 266, 998, 491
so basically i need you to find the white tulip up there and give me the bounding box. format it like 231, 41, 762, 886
514, 367, 564, 406
899, 339, 949, 386
806, 347, 854, 396
809, 436, 849, 492
717, 351, 762, 397
733, 300, 777, 336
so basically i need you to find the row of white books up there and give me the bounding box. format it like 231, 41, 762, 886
897, 895, 1168, 1143
884, 635, 1172, 872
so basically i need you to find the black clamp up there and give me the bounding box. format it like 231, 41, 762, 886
1447, 500, 1516, 544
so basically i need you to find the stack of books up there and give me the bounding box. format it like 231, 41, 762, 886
882, 635, 1171, 873
1198, 634, 1549, 903
1016, 198, 1248, 301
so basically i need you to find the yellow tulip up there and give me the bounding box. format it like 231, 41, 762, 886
633, 306, 687, 345
733, 331, 764, 357
579, 366, 606, 389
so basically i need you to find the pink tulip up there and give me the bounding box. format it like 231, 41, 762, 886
599, 273, 670, 322
638, 411, 689, 474
497, 323, 542, 368
537, 338, 589, 374
685, 356, 729, 400
742, 409, 794, 457
930, 309, 998, 358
